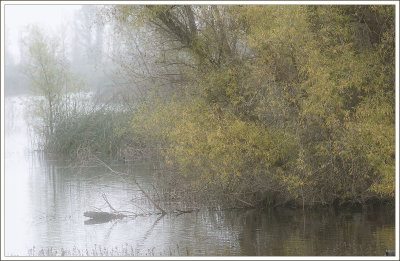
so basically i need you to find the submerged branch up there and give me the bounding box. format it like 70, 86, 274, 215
102, 193, 120, 213
91, 155, 167, 215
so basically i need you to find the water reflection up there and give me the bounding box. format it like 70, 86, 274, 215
4, 96, 395, 256
233, 208, 395, 256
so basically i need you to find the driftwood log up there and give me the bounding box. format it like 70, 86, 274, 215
84, 211, 125, 225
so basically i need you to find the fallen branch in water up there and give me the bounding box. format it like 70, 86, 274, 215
83, 211, 125, 225
84, 193, 165, 225
84, 211, 125, 220
91, 155, 167, 215
174, 208, 199, 216
102, 193, 120, 213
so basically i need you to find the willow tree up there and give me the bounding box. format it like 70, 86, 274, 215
242, 5, 395, 205
105, 5, 395, 207
22, 26, 83, 144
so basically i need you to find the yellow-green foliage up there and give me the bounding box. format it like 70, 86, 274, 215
115, 5, 395, 206
349, 94, 395, 197
167, 102, 296, 191
132, 96, 297, 195
236, 5, 395, 204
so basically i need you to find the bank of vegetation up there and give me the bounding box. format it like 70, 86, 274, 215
23, 5, 395, 208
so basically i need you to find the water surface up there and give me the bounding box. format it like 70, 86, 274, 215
4, 96, 395, 256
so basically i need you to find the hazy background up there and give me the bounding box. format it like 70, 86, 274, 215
5, 5, 81, 62
4, 4, 116, 97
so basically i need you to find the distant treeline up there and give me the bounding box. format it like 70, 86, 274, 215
24, 5, 395, 208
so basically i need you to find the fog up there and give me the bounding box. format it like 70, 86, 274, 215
5, 5, 123, 99
5, 4, 165, 107
5, 5, 81, 61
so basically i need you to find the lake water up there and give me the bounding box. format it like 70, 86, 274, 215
3, 96, 396, 256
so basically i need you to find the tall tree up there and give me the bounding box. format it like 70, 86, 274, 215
22, 26, 83, 139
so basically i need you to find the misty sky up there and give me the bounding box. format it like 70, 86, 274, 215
5, 5, 81, 61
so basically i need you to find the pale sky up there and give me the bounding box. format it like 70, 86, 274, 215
5, 5, 82, 61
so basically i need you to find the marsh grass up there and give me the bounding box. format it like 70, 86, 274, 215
26, 244, 209, 257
